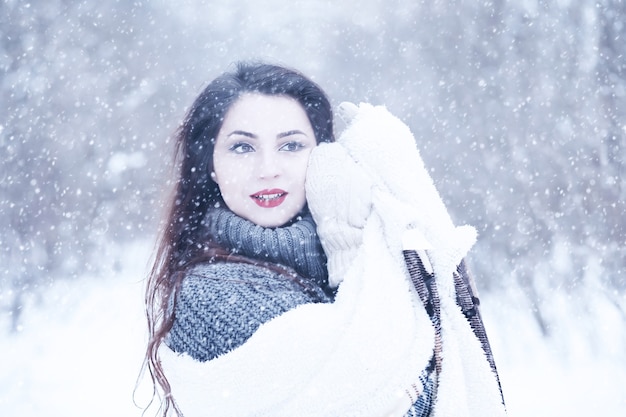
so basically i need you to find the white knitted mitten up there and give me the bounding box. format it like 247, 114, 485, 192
306, 142, 373, 287
336, 102, 437, 225
335, 102, 479, 295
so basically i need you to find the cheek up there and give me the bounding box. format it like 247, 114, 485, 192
293, 150, 315, 178
215, 173, 247, 200
213, 156, 250, 186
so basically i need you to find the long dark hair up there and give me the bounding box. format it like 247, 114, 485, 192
142, 62, 334, 416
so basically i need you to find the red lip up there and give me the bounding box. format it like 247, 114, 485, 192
250, 189, 288, 208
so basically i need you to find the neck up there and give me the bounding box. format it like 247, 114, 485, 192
202, 206, 329, 287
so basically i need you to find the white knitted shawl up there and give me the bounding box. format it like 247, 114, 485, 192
160, 104, 506, 417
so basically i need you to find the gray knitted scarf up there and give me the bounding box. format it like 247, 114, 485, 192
201, 206, 329, 288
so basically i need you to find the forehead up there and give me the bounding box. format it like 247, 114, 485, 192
221, 93, 311, 130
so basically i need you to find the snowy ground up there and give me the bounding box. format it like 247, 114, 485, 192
481, 288, 626, 417
0, 241, 624, 417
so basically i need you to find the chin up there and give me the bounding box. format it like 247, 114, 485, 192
256, 219, 290, 228
253, 213, 297, 228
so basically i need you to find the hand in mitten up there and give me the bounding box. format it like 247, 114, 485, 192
335, 102, 476, 279
336, 102, 441, 225
305, 142, 373, 287
337, 101, 359, 125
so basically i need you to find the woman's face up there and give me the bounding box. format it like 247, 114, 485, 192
212, 93, 317, 228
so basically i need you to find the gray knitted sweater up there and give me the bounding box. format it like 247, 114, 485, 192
165, 208, 434, 417
166, 208, 333, 362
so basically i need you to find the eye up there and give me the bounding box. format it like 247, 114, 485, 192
279, 141, 305, 152
229, 142, 255, 154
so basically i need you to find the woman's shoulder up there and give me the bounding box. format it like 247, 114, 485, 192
168, 260, 332, 361
184, 261, 298, 290
179, 261, 333, 304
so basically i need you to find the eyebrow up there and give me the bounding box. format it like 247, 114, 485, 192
227, 130, 257, 138
277, 130, 307, 139
226, 129, 308, 139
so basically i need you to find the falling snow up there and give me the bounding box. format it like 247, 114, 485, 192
1, 0, 625, 416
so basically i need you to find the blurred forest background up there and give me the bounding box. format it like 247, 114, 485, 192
1, 0, 624, 361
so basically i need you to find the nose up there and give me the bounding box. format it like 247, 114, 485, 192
257, 150, 281, 179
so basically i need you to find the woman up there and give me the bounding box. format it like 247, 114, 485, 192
144, 62, 335, 413
143, 62, 505, 417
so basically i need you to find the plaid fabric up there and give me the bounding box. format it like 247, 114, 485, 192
402, 250, 505, 414
403, 355, 438, 417
402, 250, 442, 416
454, 261, 504, 403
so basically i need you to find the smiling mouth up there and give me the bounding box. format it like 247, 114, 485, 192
251, 190, 288, 208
